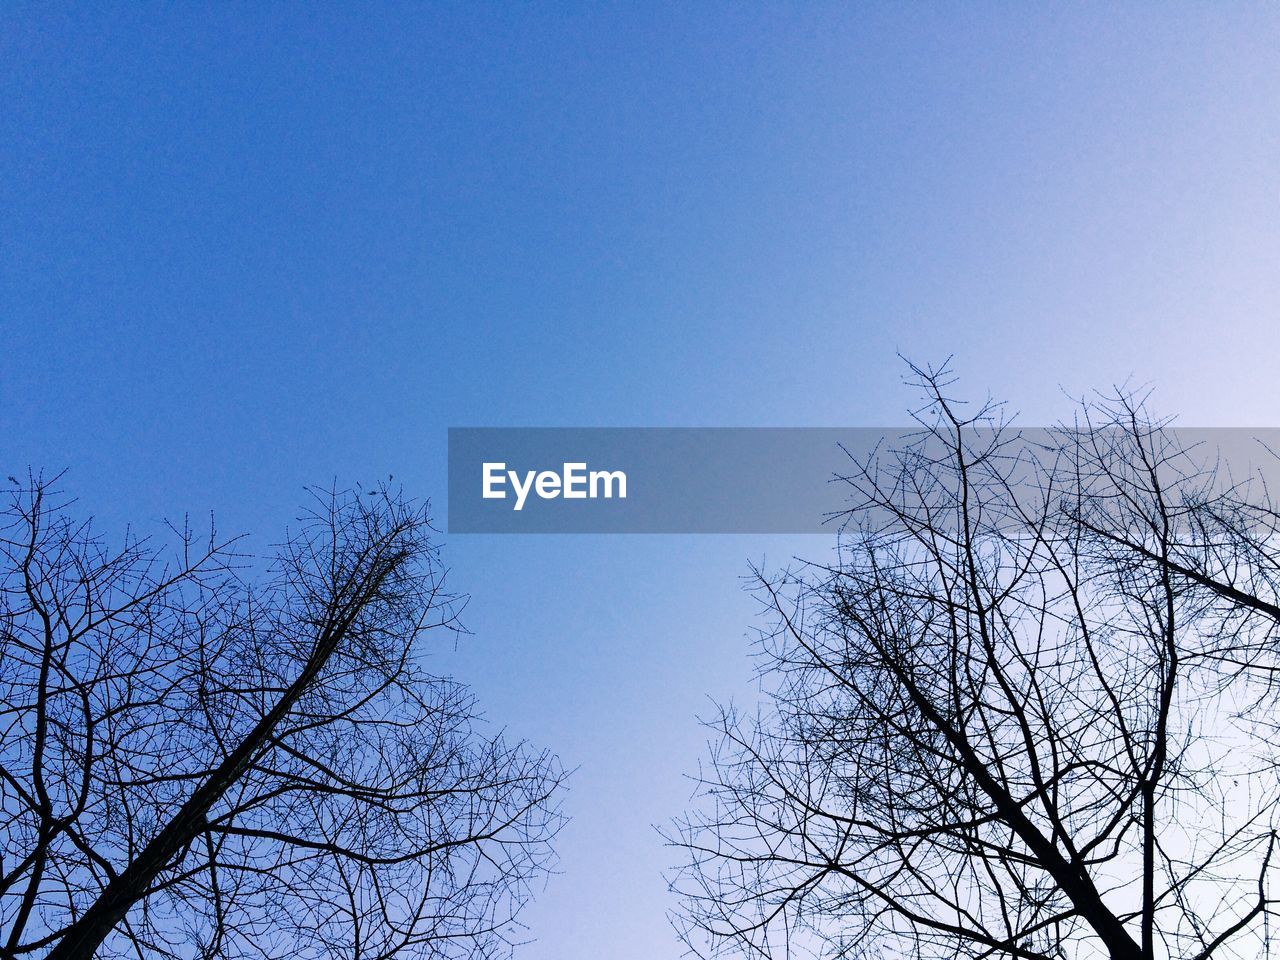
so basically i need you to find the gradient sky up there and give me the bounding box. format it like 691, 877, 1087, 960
4, 5, 1280, 958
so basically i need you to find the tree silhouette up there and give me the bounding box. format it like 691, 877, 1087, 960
671, 366, 1280, 960
0, 477, 563, 960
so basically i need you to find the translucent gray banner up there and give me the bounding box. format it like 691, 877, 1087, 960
446, 427, 1280, 534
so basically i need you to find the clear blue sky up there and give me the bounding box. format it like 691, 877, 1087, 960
3, 4, 1279, 957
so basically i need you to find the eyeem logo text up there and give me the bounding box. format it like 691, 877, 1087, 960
482, 462, 628, 511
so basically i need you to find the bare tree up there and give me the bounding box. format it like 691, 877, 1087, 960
670, 365, 1280, 960
0, 475, 563, 960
